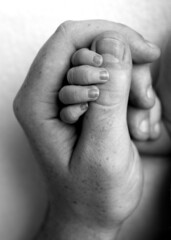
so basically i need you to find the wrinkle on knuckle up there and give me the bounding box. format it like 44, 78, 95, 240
13, 95, 21, 120
13, 92, 33, 129
13, 90, 27, 120
55, 20, 75, 36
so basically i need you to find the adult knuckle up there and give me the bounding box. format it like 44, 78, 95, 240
116, 23, 129, 34
13, 94, 21, 120
118, 22, 144, 40
13, 90, 31, 127
56, 20, 75, 36
117, 22, 126, 29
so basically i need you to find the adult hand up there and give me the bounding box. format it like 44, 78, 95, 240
136, 38, 171, 156
157, 38, 171, 140
13, 20, 160, 240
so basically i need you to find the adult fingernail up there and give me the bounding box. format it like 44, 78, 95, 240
93, 54, 103, 66
145, 40, 158, 49
147, 85, 154, 100
100, 70, 109, 81
139, 119, 149, 133
88, 87, 99, 99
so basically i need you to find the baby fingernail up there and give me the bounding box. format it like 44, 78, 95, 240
100, 70, 109, 81
88, 87, 99, 99
80, 103, 88, 111
139, 119, 149, 133
96, 38, 125, 61
93, 54, 103, 66
147, 85, 154, 100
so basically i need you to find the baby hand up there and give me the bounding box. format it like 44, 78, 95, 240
59, 49, 107, 123
59, 35, 161, 143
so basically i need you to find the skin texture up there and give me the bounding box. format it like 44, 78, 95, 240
8, 1, 171, 240
59, 43, 162, 142
157, 37, 171, 134
13, 21, 162, 240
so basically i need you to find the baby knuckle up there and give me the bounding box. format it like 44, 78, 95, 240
67, 108, 77, 122
86, 68, 93, 84
73, 90, 80, 101
71, 113, 78, 122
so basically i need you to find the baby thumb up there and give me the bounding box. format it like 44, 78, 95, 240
74, 33, 133, 158
91, 32, 132, 115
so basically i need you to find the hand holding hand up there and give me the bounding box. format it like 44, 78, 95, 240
13, 20, 160, 240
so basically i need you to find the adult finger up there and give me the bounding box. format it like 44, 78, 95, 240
14, 20, 160, 118
130, 64, 155, 109
135, 122, 171, 156
128, 95, 161, 141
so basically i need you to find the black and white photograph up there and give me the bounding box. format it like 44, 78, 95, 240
1, 1, 171, 239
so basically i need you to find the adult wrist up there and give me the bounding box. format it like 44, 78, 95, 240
36, 200, 120, 240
